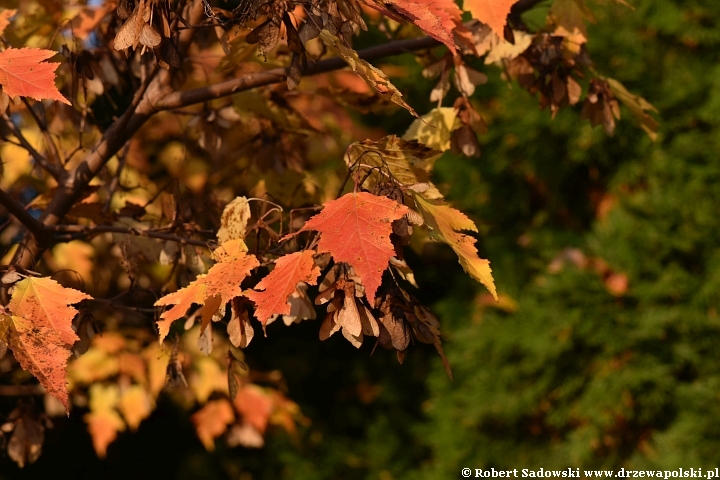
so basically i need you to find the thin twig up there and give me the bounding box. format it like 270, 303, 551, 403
0, 189, 46, 240
155, 35, 440, 110
9, 19, 440, 272
1, 114, 65, 182
20, 98, 64, 173
49, 224, 211, 247
0, 385, 45, 396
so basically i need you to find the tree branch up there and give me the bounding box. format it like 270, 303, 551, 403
50, 224, 211, 247
0, 189, 46, 241
155, 35, 440, 110
0, 384, 45, 396
20, 98, 65, 174
9, 11, 441, 272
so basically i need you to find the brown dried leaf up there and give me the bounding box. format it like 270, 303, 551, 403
227, 299, 254, 348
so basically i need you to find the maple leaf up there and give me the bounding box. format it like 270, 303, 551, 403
118, 385, 153, 431
84, 384, 126, 458
466, 22, 533, 64
2, 278, 91, 409
245, 250, 321, 325
412, 194, 497, 300
403, 107, 460, 152
292, 192, 409, 301
375, 0, 462, 52
322, 33, 419, 118
192, 399, 235, 451
463, 0, 520, 37
234, 384, 274, 434
0, 48, 70, 105
0, 9, 17, 37
154, 239, 259, 343
344, 135, 441, 188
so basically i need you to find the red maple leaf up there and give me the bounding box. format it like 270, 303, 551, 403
365, 0, 462, 52
0, 48, 70, 105
294, 192, 409, 301
245, 250, 321, 325
463, 0, 520, 37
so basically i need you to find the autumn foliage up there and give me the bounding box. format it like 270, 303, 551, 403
0, 0, 657, 467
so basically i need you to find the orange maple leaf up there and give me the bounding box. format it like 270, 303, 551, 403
1, 277, 91, 410
84, 384, 125, 458
155, 239, 259, 342
0, 48, 71, 105
245, 250, 320, 325
0, 9, 17, 37
192, 399, 235, 451
294, 192, 409, 301
234, 384, 274, 434
463, 0, 520, 37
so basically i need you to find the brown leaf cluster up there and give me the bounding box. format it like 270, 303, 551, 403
114, 0, 179, 67
505, 34, 586, 118
375, 287, 452, 378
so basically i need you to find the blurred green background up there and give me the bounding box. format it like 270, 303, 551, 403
6, 0, 720, 478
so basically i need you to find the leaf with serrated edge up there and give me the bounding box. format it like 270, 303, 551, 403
0, 48, 70, 105
155, 240, 259, 342
463, 0, 520, 37
8, 316, 72, 408
403, 107, 459, 152
344, 135, 441, 188
291, 192, 409, 301
245, 251, 320, 325
382, 0, 461, 51
9, 277, 91, 346
6, 278, 91, 409
413, 194, 497, 299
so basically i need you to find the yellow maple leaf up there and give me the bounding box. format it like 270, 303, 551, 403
68, 347, 120, 387
190, 356, 227, 403
403, 107, 460, 152
84, 384, 126, 458
142, 342, 170, 397
118, 385, 153, 431
51, 241, 95, 285
413, 194, 497, 299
